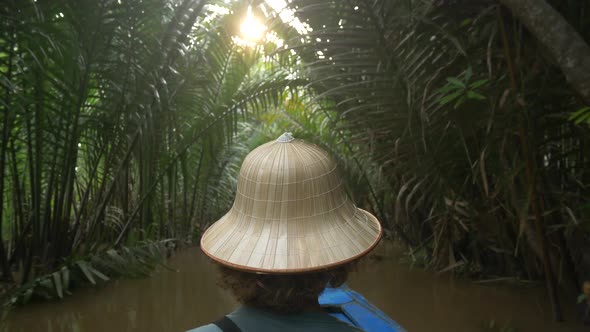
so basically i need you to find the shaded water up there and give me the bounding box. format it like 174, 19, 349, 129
1, 242, 587, 332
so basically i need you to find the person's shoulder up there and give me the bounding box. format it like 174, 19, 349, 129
185, 323, 222, 332
226, 306, 367, 332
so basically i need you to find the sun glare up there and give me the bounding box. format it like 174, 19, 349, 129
240, 6, 266, 43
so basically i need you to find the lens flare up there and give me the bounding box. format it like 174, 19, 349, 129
240, 6, 266, 42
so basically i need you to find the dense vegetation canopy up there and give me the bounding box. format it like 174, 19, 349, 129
0, 0, 589, 319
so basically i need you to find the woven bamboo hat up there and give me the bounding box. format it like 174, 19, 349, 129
200, 132, 383, 273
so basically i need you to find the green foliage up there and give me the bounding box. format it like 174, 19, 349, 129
1, 0, 589, 308
274, 0, 590, 281
4, 240, 171, 306
0, 0, 302, 289
569, 106, 590, 126
437, 67, 488, 108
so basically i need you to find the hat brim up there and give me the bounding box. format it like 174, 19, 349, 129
200, 208, 383, 274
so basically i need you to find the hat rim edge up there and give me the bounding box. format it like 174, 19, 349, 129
199, 208, 383, 274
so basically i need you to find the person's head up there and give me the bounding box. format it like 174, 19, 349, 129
215, 263, 354, 313
200, 133, 381, 312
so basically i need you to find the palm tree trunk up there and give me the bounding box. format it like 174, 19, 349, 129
0, 38, 15, 282
497, 6, 563, 321
499, 0, 590, 104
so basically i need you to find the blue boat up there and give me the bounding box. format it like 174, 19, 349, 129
319, 285, 407, 332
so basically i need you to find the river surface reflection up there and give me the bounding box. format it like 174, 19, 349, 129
1, 241, 587, 332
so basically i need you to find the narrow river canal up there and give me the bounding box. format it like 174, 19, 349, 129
1, 241, 587, 332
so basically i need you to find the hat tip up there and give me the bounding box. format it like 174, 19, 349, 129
276, 132, 295, 143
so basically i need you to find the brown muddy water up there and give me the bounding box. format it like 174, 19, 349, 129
1, 241, 587, 332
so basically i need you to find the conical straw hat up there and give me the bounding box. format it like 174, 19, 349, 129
200, 132, 382, 273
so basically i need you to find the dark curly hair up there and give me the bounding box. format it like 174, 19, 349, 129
215, 263, 355, 314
